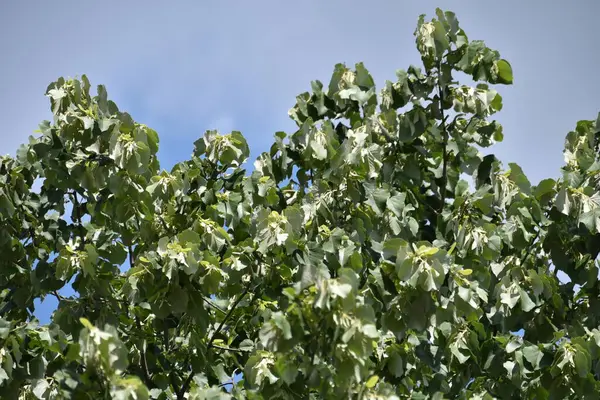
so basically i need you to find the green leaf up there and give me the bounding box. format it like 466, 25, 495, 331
0, 190, 15, 218
271, 312, 293, 340
386, 193, 406, 217
169, 285, 189, 315
522, 345, 543, 369
416, 245, 439, 257
506, 339, 521, 353
239, 339, 254, 352
455, 180, 469, 197
330, 280, 353, 299
3, 14, 596, 400
80, 318, 94, 330
0, 319, 10, 339
556, 187, 572, 215
383, 238, 408, 260
365, 375, 379, 388
362, 324, 379, 338
32, 379, 50, 398
450, 344, 470, 364
579, 208, 600, 233
388, 352, 404, 377
310, 136, 327, 160
178, 229, 201, 245
275, 357, 299, 385
533, 178, 556, 202
508, 163, 531, 194
574, 347, 591, 377
494, 59, 513, 84
83, 244, 99, 277
519, 289, 536, 312
0, 367, 8, 385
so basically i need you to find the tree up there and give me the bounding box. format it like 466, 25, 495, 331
1, 8, 600, 399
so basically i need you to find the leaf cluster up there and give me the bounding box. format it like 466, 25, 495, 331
1, 8, 600, 400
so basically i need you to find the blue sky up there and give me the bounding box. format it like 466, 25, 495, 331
1, 1, 598, 323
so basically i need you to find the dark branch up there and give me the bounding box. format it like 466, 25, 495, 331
129, 246, 155, 388
520, 228, 541, 267
177, 280, 253, 399
50, 290, 70, 302
70, 191, 86, 249
203, 296, 226, 315
135, 316, 155, 388
208, 343, 252, 353
128, 245, 135, 268
437, 64, 449, 212
208, 282, 252, 349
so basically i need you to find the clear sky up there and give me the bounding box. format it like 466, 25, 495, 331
1, 1, 598, 322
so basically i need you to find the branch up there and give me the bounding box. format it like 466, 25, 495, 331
223, 368, 240, 392
177, 280, 253, 399
129, 244, 155, 388
70, 191, 86, 250
358, 264, 369, 289
170, 372, 181, 398
188, 280, 226, 315
208, 282, 252, 349
359, 242, 376, 289
519, 228, 541, 267
437, 64, 449, 212
374, 118, 395, 143
158, 215, 172, 235
50, 290, 71, 303
135, 316, 155, 388
208, 343, 251, 353
202, 296, 226, 315
28, 227, 37, 247
0, 289, 15, 317
163, 326, 170, 352
128, 245, 135, 268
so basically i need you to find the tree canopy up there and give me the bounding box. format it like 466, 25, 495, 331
2, 8, 600, 400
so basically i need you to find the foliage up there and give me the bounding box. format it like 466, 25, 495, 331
1, 8, 600, 399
